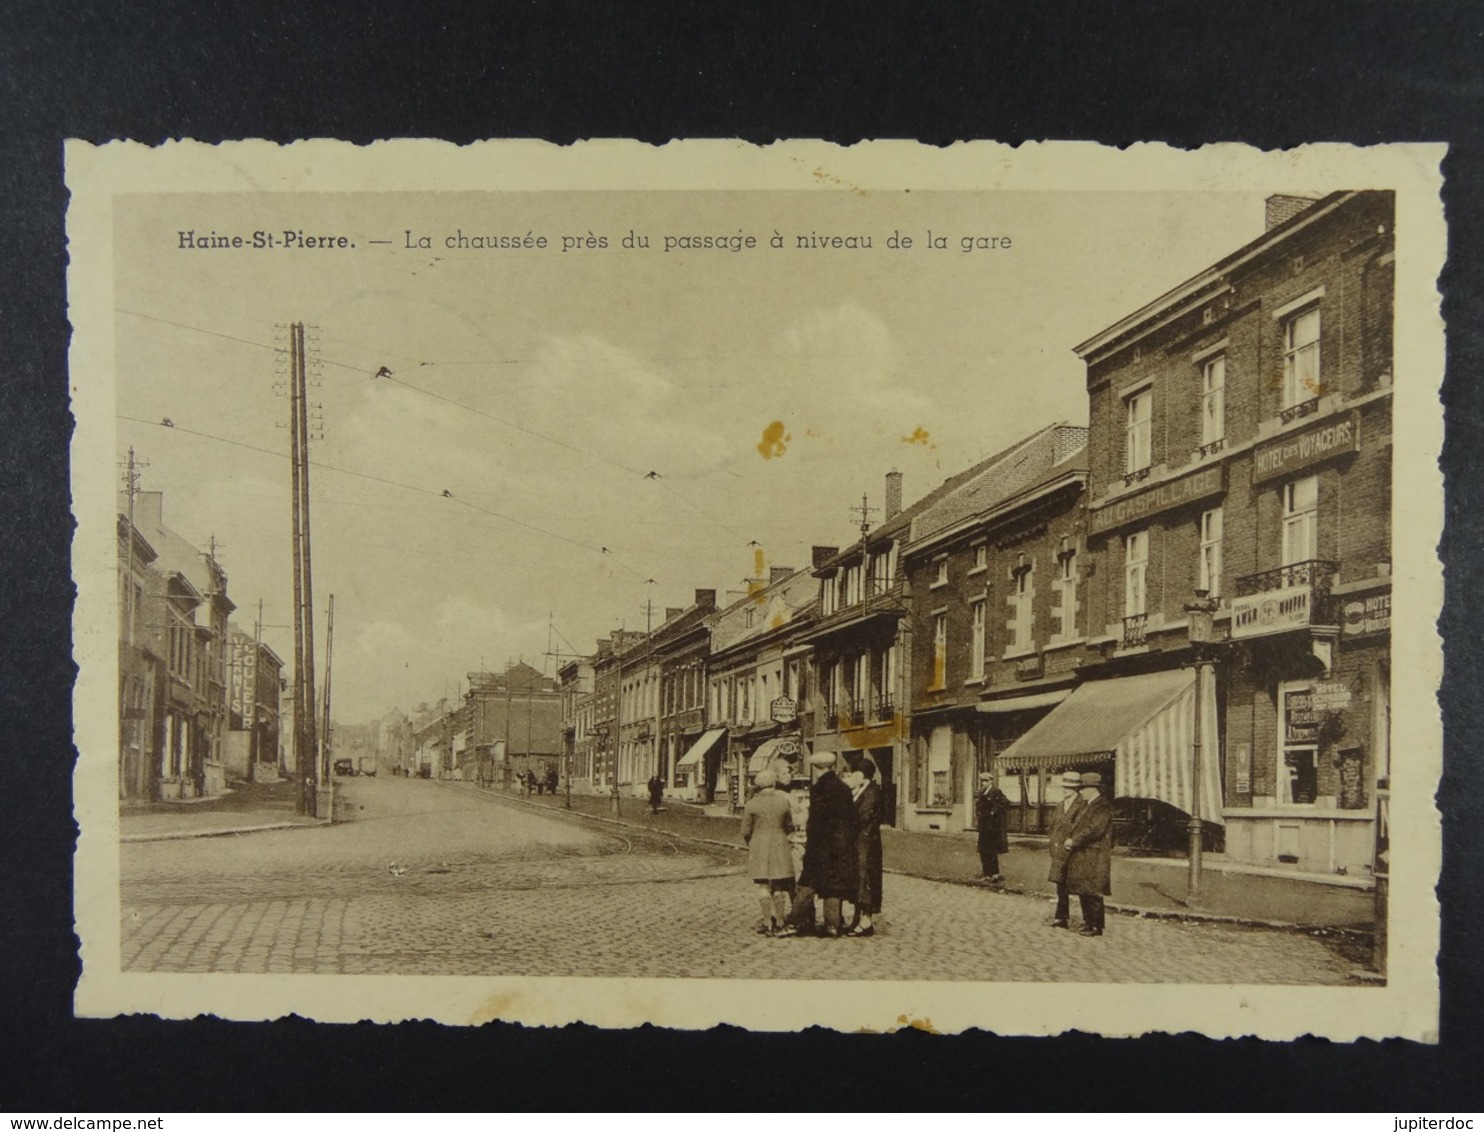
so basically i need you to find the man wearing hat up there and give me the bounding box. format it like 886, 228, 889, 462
1062, 771, 1115, 937
1045, 769, 1087, 928
974, 770, 1012, 884
781, 751, 859, 937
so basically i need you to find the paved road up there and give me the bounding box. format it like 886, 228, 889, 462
121, 776, 1367, 983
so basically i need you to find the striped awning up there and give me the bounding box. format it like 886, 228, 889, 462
995, 669, 1223, 825
748, 736, 802, 774
676, 727, 725, 769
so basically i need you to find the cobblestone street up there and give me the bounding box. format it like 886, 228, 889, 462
121, 776, 1368, 983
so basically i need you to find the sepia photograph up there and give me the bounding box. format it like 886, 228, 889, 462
67, 140, 1445, 1037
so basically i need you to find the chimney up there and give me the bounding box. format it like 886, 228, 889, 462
694, 588, 717, 608
135, 490, 164, 535
884, 470, 903, 520
1264, 194, 1320, 232
769, 566, 795, 586
811, 545, 840, 569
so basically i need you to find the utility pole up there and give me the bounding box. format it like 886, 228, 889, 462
288, 321, 320, 815
321, 593, 336, 792
121, 447, 148, 648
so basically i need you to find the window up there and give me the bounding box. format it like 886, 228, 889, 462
932, 558, 948, 587
842, 562, 862, 606
928, 725, 952, 808
820, 575, 837, 616
820, 662, 836, 720
1283, 307, 1321, 408
1199, 507, 1224, 597
1009, 555, 1034, 651
1279, 682, 1319, 806
1053, 541, 1078, 640
1201, 355, 1226, 446
848, 654, 866, 714
869, 547, 893, 594
1124, 530, 1149, 617
1125, 388, 1152, 474
970, 598, 987, 679
971, 543, 988, 572
1282, 476, 1318, 565
881, 645, 897, 714
930, 612, 948, 689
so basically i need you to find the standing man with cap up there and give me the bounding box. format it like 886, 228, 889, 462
1046, 769, 1087, 928
781, 751, 858, 937
1063, 771, 1115, 937
974, 771, 1012, 884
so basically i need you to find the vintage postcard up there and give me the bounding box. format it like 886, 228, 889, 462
69, 139, 1445, 1038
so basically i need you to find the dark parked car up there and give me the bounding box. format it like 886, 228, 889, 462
333, 758, 355, 777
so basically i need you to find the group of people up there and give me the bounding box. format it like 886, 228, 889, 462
517, 766, 559, 796
739, 750, 883, 939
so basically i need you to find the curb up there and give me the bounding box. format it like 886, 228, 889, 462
121, 819, 329, 843
446, 783, 1370, 938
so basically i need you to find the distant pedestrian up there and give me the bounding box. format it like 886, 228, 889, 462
647, 773, 664, 813
545, 765, 558, 795
739, 770, 795, 935
1062, 772, 1114, 937
781, 752, 858, 938
1045, 769, 1087, 929
974, 771, 1011, 883
842, 759, 883, 937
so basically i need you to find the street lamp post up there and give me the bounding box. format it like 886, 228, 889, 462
1183, 589, 1220, 903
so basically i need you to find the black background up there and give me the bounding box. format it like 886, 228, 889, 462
1, 0, 1480, 1112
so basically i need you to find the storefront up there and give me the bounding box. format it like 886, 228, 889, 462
994, 668, 1224, 851
675, 726, 726, 802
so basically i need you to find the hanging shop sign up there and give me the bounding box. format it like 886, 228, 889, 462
770, 696, 798, 724
1341, 590, 1390, 638
774, 738, 801, 758
1283, 687, 1321, 744
1252, 410, 1361, 484
1088, 464, 1224, 536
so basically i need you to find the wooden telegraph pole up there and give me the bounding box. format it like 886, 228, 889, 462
288, 321, 320, 815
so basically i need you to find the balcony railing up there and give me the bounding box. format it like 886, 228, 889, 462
1122, 466, 1153, 487
1197, 437, 1226, 459
1234, 559, 1338, 599
1279, 397, 1321, 425
874, 698, 894, 721
848, 707, 866, 727
1121, 612, 1148, 649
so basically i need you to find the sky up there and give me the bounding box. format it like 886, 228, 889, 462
112, 187, 1281, 722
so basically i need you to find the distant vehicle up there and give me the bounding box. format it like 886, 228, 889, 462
333, 757, 355, 777
357, 756, 378, 777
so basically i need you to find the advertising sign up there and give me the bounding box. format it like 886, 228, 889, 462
770, 695, 798, 724
1088, 464, 1224, 536
1341, 590, 1391, 638
1252, 410, 1361, 484
1283, 687, 1320, 744
1231, 586, 1314, 639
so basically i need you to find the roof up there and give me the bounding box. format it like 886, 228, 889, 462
907, 424, 1088, 551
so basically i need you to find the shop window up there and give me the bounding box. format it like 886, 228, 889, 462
1283, 306, 1321, 408
928, 725, 952, 808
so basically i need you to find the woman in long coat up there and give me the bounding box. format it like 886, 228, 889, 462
795, 753, 859, 937
739, 770, 795, 934
845, 760, 884, 936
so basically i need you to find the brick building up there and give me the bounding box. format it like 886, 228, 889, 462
1002, 191, 1393, 873
899, 423, 1089, 834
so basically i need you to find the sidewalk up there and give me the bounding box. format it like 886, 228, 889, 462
120, 777, 329, 842
468, 782, 1376, 933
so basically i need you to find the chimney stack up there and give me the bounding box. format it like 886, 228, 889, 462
1264, 194, 1320, 232
694, 588, 717, 608
812, 545, 840, 569
769, 566, 795, 586
885, 470, 903, 520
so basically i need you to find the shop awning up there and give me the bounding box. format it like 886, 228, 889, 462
994, 669, 1222, 824
748, 736, 802, 774
676, 727, 726, 770
976, 688, 1071, 714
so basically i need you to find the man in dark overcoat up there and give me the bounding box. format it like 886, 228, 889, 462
974, 771, 1012, 882
784, 751, 859, 937
1062, 771, 1114, 937
843, 759, 884, 936
1045, 769, 1086, 928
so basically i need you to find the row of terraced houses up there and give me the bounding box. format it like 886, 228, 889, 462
445, 191, 1394, 878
